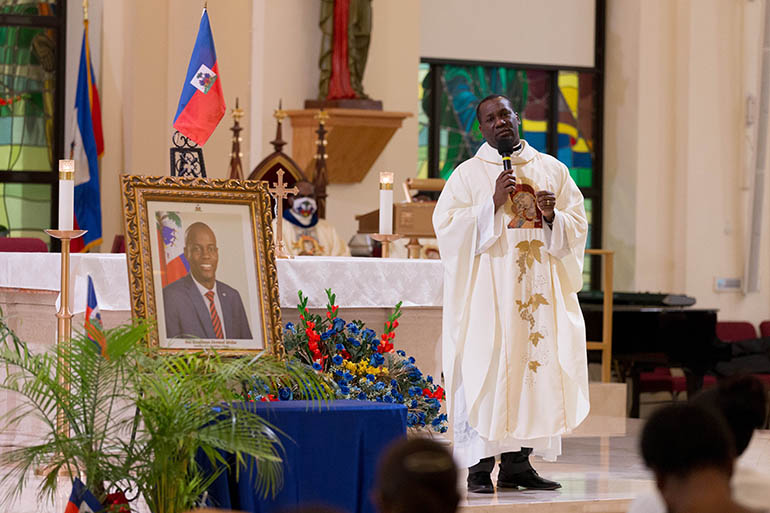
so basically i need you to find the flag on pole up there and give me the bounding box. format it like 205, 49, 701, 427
84, 274, 106, 356
64, 477, 102, 513
155, 212, 190, 287
173, 8, 226, 146
71, 19, 104, 253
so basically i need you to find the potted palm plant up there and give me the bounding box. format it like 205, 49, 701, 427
0, 317, 330, 513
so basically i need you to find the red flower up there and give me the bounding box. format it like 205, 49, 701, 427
393, 320, 399, 329
326, 311, 332, 319
377, 340, 394, 354
385, 321, 391, 329
423, 388, 432, 397
300, 314, 305, 321
307, 321, 315, 330
341, 349, 351, 359
433, 386, 445, 399
332, 305, 339, 313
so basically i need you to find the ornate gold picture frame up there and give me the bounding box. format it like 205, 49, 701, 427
121, 175, 282, 356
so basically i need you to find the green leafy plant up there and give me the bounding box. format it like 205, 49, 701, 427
0, 315, 330, 513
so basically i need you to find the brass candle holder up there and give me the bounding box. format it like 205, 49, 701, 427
370, 233, 402, 259
44, 229, 86, 438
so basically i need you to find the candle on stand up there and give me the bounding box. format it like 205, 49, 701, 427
58, 160, 74, 231
379, 171, 394, 235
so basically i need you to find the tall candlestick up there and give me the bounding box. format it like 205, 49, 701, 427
379, 172, 394, 235
58, 160, 75, 230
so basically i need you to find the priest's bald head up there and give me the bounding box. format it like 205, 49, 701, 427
476, 94, 521, 150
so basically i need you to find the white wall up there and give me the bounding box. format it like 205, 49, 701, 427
420, 0, 595, 67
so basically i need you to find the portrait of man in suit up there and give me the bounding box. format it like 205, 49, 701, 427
162, 221, 253, 340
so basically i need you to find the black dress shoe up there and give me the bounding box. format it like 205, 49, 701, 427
497, 468, 561, 490
467, 471, 494, 493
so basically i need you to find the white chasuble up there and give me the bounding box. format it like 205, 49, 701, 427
433, 141, 590, 468
275, 218, 351, 257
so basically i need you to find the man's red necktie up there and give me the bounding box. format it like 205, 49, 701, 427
204, 290, 224, 339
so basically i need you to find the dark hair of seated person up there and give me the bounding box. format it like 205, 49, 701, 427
641, 402, 736, 480
690, 374, 767, 456
374, 438, 459, 513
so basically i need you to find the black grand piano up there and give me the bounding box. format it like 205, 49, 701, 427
579, 291, 718, 418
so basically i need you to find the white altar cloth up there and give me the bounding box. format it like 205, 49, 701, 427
0, 254, 443, 313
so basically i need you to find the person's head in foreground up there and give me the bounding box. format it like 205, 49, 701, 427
641, 402, 755, 513
690, 374, 767, 458
374, 438, 459, 513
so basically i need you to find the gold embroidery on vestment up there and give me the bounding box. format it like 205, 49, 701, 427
515, 240, 544, 283
528, 360, 541, 372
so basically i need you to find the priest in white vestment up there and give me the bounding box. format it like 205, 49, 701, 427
274, 181, 350, 257
433, 95, 590, 493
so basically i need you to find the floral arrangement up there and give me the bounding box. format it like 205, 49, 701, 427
246, 290, 447, 433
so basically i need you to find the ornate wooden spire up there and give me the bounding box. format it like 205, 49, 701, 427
271, 99, 288, 153
228, 97, 244, 180
313, 109, 330, 219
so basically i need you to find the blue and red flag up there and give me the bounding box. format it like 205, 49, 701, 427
85, 274, 106, 356
64, 477, 102, 513
173, 8, 226, 146
155, 211, 190, 287
71, 19, 104, 253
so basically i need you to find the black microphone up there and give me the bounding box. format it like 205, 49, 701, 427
497, 137, 515, 171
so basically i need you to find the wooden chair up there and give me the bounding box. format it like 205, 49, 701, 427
248, 107, 309, 214
585, 249, 613, 383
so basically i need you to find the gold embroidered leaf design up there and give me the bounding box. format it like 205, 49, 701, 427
530, 294, 549, 312
515, 240, 546, 282
529, 332, 544, 347
528, 360, 541, 372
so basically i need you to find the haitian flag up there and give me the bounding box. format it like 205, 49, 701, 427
173, 8, 225, 146
71, 21, 104, 253
84, 274, 106, 356
64, 477, 102, 513
155, 211, 190, 287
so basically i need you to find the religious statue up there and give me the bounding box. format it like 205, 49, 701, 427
308, 0, 381, 109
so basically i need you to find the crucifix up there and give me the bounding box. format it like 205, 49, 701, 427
268, 168, 299, 259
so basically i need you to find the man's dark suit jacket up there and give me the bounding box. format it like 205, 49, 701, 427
162, 274, 253, 339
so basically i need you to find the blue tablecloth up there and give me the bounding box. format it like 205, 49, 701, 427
202, 400, 407, 513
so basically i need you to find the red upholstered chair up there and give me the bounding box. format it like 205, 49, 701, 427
0, 237, 47, 252
716, 321, 757, 342
759, 321, 770, 338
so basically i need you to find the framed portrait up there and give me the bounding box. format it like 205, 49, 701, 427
121, 175, 282, 356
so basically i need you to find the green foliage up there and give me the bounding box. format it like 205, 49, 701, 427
0, 314, 330, 513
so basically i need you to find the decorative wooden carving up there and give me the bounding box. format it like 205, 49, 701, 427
228, 97, 244, 180
313, 110, 330, 219
285, 108, 412, 184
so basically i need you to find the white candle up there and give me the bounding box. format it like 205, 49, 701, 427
58, 160, 74, 231
379, 172, 394, 235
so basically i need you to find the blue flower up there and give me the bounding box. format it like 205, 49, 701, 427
278, 387, 293, 401
285, 322, 295, 333
393, 393, 404, 402
370, 353, 385, 367
343, 372, 354, 381
347, 323, 360, 335
336, 343, 345, 351
391, 388, 400, 398
366, 374, 376, 382
375, 382, 385, 392
333, 370, 344, 378
408, 357, 416, 364
332, 355, 343, 366
339, 385, 350, 395
408, 386, 421, 397
431, 416, 442, 426
396, 350, 406, 357
410, 399, 419, 408
375, 396, 383, 402
333, 318, 346, 332
362, 328, 376, 341
383, 395, 394, 403
407, 412, 419, 426
321, 329, 334, 340
407, 366, 422, 380
391, 379, 398, 387
358, 392, 367, 400
312, 362, 322, 371
348, 337, 361, 347
427, 375, 434, 384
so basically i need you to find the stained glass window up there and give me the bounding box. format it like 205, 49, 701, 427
0, 0, 61, 243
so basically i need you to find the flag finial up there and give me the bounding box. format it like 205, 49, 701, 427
82, 0, 88, 21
